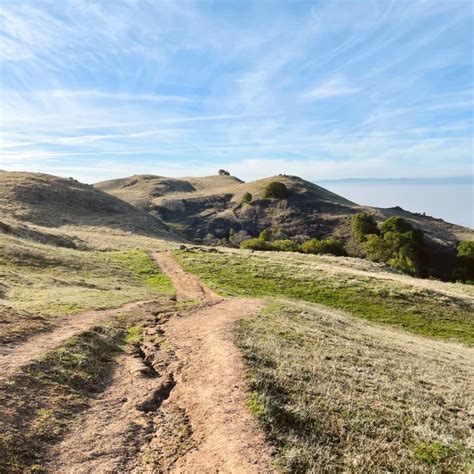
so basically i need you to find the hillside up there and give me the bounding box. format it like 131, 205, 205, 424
0, 171, 177, 242
95, 173, 473, 251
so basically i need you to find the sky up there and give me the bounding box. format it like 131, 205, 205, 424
0, 0, 473, 184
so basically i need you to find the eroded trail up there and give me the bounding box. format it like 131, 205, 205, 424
146, 252, 275, 472
0, 300, 153, 383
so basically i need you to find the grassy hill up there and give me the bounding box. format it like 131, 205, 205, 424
95, 173, 473, 251
0, 172, 178, 241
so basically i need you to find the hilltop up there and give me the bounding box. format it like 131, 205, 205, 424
95, 173, 473, 251
0, 171, 178, 244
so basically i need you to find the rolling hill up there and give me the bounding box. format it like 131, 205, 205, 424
95, 173, 473, 252
0, 171, 178, 243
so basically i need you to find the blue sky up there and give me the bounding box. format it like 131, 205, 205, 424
0, 0, 473, 183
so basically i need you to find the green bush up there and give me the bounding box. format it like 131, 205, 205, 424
363, 217, 425, 275
263, 181, 290, 199
259, 229, 270, 241
380, 216, 414, 234
300, 239, 346, 256
270, 240, 299, 252
351, 213, 379, 242
453, 241, 474, 282
242, 192, 252, 204
458, 240, 474, 259
240, 238, 271, 251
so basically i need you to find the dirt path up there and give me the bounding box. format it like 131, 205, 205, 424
152, 251, 220, 302
0, 300, 152, 383
160, 297, 274, 473
147, 252, 275, 472
6, 251, 275, 472
45, 349, 175, 473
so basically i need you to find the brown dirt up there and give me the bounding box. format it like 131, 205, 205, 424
152, 251, 221, 302
0, 299, 154, 383
146, 252, 275, 472
24, 252, 275, 472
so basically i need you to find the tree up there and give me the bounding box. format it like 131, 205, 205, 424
351, 213, 379, 242
380, 216, 414, 234
458, 240, 474, 259
242, 192, 252, 204
218, 169, 230, 176
452, 241, 474, 282
263, 181, 289, 199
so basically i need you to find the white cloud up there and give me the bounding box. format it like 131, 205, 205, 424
303, 77, 359, 100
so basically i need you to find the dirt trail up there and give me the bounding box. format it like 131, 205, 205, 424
161, 297, 274, 473
0, 300, 152, 383
7, 251, 275, 472
148, 252, 275, 472
45, 350, 174, 473
152, 251, 220, 302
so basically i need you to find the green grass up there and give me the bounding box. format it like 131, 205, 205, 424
27, 324, 124, 392
175, 250, 474, 344
101, 250, 173, 293
0, 234, 173, 316
124, 325, 144, 344
235, 302, 473, 472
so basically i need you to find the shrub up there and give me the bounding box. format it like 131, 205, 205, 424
380, 216, 414, 234
270, 240, 298, 252
242, 192, 252, 204
259, 229, 270, 241
453, 241, 474, 282
240, 238, 271, 251
457, 240, 474, 259
352, 213, 379, 242
218, 169, 230, 176
263, 181, 289, 199
363, 218, 425, 275
300, 239, 346, 256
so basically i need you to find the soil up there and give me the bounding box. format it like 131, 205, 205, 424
2, 251, 275, 472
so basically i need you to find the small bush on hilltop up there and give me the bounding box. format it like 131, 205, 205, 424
351, 213, 379, 242
242, 192, 252, 204
263, 181, 290, 199
300, 239, 346, 256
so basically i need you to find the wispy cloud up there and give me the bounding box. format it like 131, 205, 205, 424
0, 0, 472, 182
303, 77, 359, 100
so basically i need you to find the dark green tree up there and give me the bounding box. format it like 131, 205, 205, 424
263, 181, 290, 199
351, 213, 379, 242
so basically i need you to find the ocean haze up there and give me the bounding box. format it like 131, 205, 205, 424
320, 178, 473, 229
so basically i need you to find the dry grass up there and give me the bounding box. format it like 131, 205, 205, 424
0, 171, 177, 240
236, 300, 473, 472
0, 233, 173, 319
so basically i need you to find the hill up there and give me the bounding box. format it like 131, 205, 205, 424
0, 171, 177, 242
95, 173, 473, 252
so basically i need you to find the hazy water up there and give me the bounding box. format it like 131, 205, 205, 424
322, 183, 473, 229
